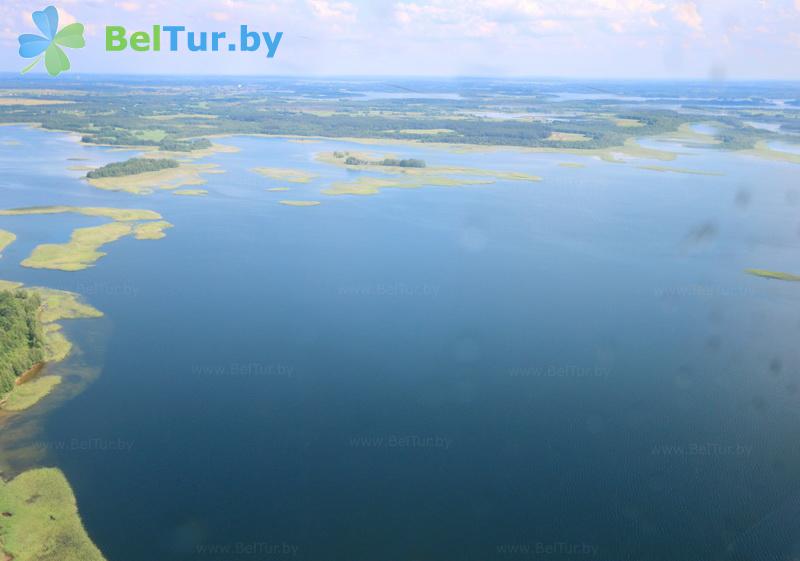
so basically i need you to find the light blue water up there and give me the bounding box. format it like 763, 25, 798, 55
768, 140, 800, 155
2, 126, 800, 560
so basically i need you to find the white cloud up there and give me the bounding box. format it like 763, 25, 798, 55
116, 1, 141, 11
308, 0, 357, 22
57, 7, 78, 25
391, 0, 669, 38
671, 2, 703, 31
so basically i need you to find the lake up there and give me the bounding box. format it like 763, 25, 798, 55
2, 125, 800, 561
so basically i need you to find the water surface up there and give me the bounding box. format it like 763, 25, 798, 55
2, 126, 800, 561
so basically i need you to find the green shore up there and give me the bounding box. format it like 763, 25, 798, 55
0, 280, 102, 412
0, 468, 106, 561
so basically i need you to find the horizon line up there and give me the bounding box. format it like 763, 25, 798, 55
0, 71, 799, 83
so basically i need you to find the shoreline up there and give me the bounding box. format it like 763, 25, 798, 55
4, 121, 800, 168
15, 362, 45, 386
0, 363, 44, 409
0, 282, 103, 413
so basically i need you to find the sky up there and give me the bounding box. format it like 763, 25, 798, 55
1, 0, 799, 79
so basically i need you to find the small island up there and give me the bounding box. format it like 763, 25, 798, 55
252, 167, 317, 183
745, 269, 800, 281
173, 189, 208, 196
86, 157, 178, 179
338, 153, 426, 168
279, 200, 321, 207
0, 206, 172, 271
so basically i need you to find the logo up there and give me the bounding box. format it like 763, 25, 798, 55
18, 6, 85, 76
105, 26, 282, 57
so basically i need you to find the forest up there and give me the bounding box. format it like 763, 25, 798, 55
0, 290, 45, 396
86, 157, 179, 179
344, 156, 427, 167
0, 77, 798, 152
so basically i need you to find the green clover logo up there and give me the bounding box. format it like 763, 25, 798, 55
18, 6, 85, 76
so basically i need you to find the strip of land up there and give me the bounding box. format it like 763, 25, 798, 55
0, 468, 107, 561
22, 222, 133, 272
637, 165, 724, 176
0, 206, 171, 271
0, 229, 15, 255
316, 150, 540, 196
279, 200, 321, 207
745, 269, 800, 281
252, 167, 317, 183
134, 221, 174, 240
0, 206, 161, 221
173, 189, 208, 196
86, 163, 221, 195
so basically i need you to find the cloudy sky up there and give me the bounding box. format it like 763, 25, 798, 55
1, 0, 799, 78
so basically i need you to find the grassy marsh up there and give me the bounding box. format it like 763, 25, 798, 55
739, 141, 800, 164
22, 223, 133, 272
173, 189, 208, 196
252, 167, 317, 183
134, 221, 174, 240
0, 206, 161, 221
637, 165, 724, 176
0, 229, 15, 255
316, 150, 542, 182
745, 269, 800, 281
0, 468, 106, 561
279, 200, 321, 207
323, 175, 494, 196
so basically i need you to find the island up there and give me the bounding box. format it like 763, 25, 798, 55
317, 150, 540, 196
85, 157, 178, 179
252, 167, 317, 183
745, 269, 800, 281
340, 153, 426, 168
0, 206, 173, 271
173, 189, 208, 196
279, 200, 321, 207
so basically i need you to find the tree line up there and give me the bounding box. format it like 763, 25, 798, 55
0, 290, 45, 396
86, 158, 179, 179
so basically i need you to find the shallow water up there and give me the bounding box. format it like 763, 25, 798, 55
2, 126, 800, 560
767, 140, 800, 155
745, 121, 782, 133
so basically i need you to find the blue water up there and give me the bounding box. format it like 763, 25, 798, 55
2, 126, 800, 560
768, 141, 800, 155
